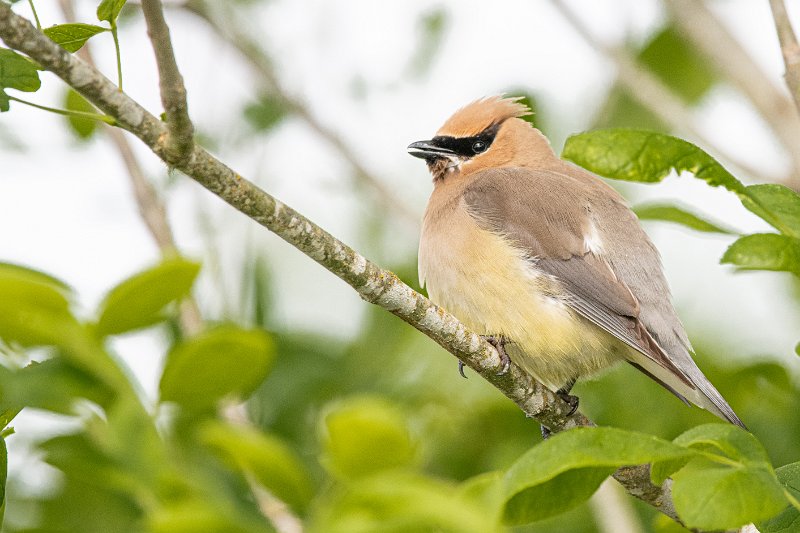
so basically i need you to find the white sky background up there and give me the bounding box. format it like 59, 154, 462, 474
2, 0, 800, 491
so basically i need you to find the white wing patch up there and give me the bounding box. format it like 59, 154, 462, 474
583, 220, 604, 255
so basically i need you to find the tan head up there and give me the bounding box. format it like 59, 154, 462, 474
408, 96, 557, 182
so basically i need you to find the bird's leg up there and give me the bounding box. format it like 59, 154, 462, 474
556, 377, 579, 416
481, 334, 511, 374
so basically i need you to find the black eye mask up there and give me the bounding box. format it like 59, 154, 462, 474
429, 122, 500, 158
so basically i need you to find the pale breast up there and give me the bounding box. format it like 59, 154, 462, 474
419, 196, 620, 388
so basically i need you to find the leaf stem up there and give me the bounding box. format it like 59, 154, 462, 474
785, 487, 800, 512
8, 95, 117, 125
26, 0, 40, 30
110, 23, 123, 91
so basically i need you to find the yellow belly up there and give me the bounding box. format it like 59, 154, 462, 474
419, 208, 621, 389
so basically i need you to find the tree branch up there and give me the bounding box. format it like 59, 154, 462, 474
665, 0, 800, 188
182, 0, 419, 226
56, 0, 202, 335
769, 0, 800, 116
0, 3, 683, 526
141, 0, 194, 162
550, 0, 783, 186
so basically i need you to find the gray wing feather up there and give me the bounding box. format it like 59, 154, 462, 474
463, 166, 744, 427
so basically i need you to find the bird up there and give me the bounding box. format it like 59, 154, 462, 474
408, 95, 744, 428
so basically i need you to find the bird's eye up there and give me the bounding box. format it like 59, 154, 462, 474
472, 141, 486, 154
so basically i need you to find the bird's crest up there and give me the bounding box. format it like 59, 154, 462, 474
437, 95, 531, 137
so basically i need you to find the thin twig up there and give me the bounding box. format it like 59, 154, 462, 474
26, 0, 40, 29
665, 0, 800, 188
8, 94, 116, 124
769, 0, 800, 116
58, 0, 202, 335
550, 0, 780, 185
0, 4, 686, 526
182, 0, 419, 226
141, 0, 194, 162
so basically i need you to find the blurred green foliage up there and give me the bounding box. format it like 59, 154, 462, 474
594, 25, 718, 130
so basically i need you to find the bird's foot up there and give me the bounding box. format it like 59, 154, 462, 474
482, 335, 511, 375
556, 388, 580, 416
541, 424, 552, 440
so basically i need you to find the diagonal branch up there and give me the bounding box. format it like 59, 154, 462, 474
56, 0, 202, 335
0, 3, 684, 526
141, 0, 194, 162
769, 0, 800, 116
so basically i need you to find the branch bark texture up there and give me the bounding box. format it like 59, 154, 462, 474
141, 0, 194, 162
0, 3, 681, 525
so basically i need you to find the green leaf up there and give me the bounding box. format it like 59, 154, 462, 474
95, 257, 200, 336
638, 26, 718, 105
243, 94, 287, 133
43, 23, 107, 53
673, 459, 787, 529
0, 359, 114, 415
633, 203, 735, 234
64, 88, 99, 140
758, 462, 800, 533
159, 325, 274, 411
562, 129, 747, 193
457, 471, 504, 521
501, 427, 695, 525
0, 408, 20, 431
309, 471, 498, 533
0, 48, 41, 93
0, 91, 9, 112
741, 184, 800, 239
673, 423, 770, 463
319, 396, 416, 480
0, 262, 80, 347
594, 26, 718, 131
96, 0, 127, 23
563, 129, 800, 238
0, 436, 7, 529
721, 234, 800, 277
670, 424, 788, 529
761, 462, 800, 532
200, 422, 314, 514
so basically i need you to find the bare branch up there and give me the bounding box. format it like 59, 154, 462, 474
56, 0, 202, 335
769, 0, 800, 115
182, 0, 419, 226
665, 0, 800, 186
0, 3, 683, 526
141, 0, 194, 162
550, 0, 783, 186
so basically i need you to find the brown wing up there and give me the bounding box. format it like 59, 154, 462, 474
462, 166, 744, 427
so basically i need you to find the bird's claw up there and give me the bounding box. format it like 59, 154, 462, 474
557, 390, 580, 416
482, 335, 511, 375
458, 360, 467, 379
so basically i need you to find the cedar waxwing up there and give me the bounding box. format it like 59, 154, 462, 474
408, 96, 744, 428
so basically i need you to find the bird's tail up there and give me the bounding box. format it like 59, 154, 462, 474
628, 348, 746, 429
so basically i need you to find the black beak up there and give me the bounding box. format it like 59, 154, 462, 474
407, 140, 455, 161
